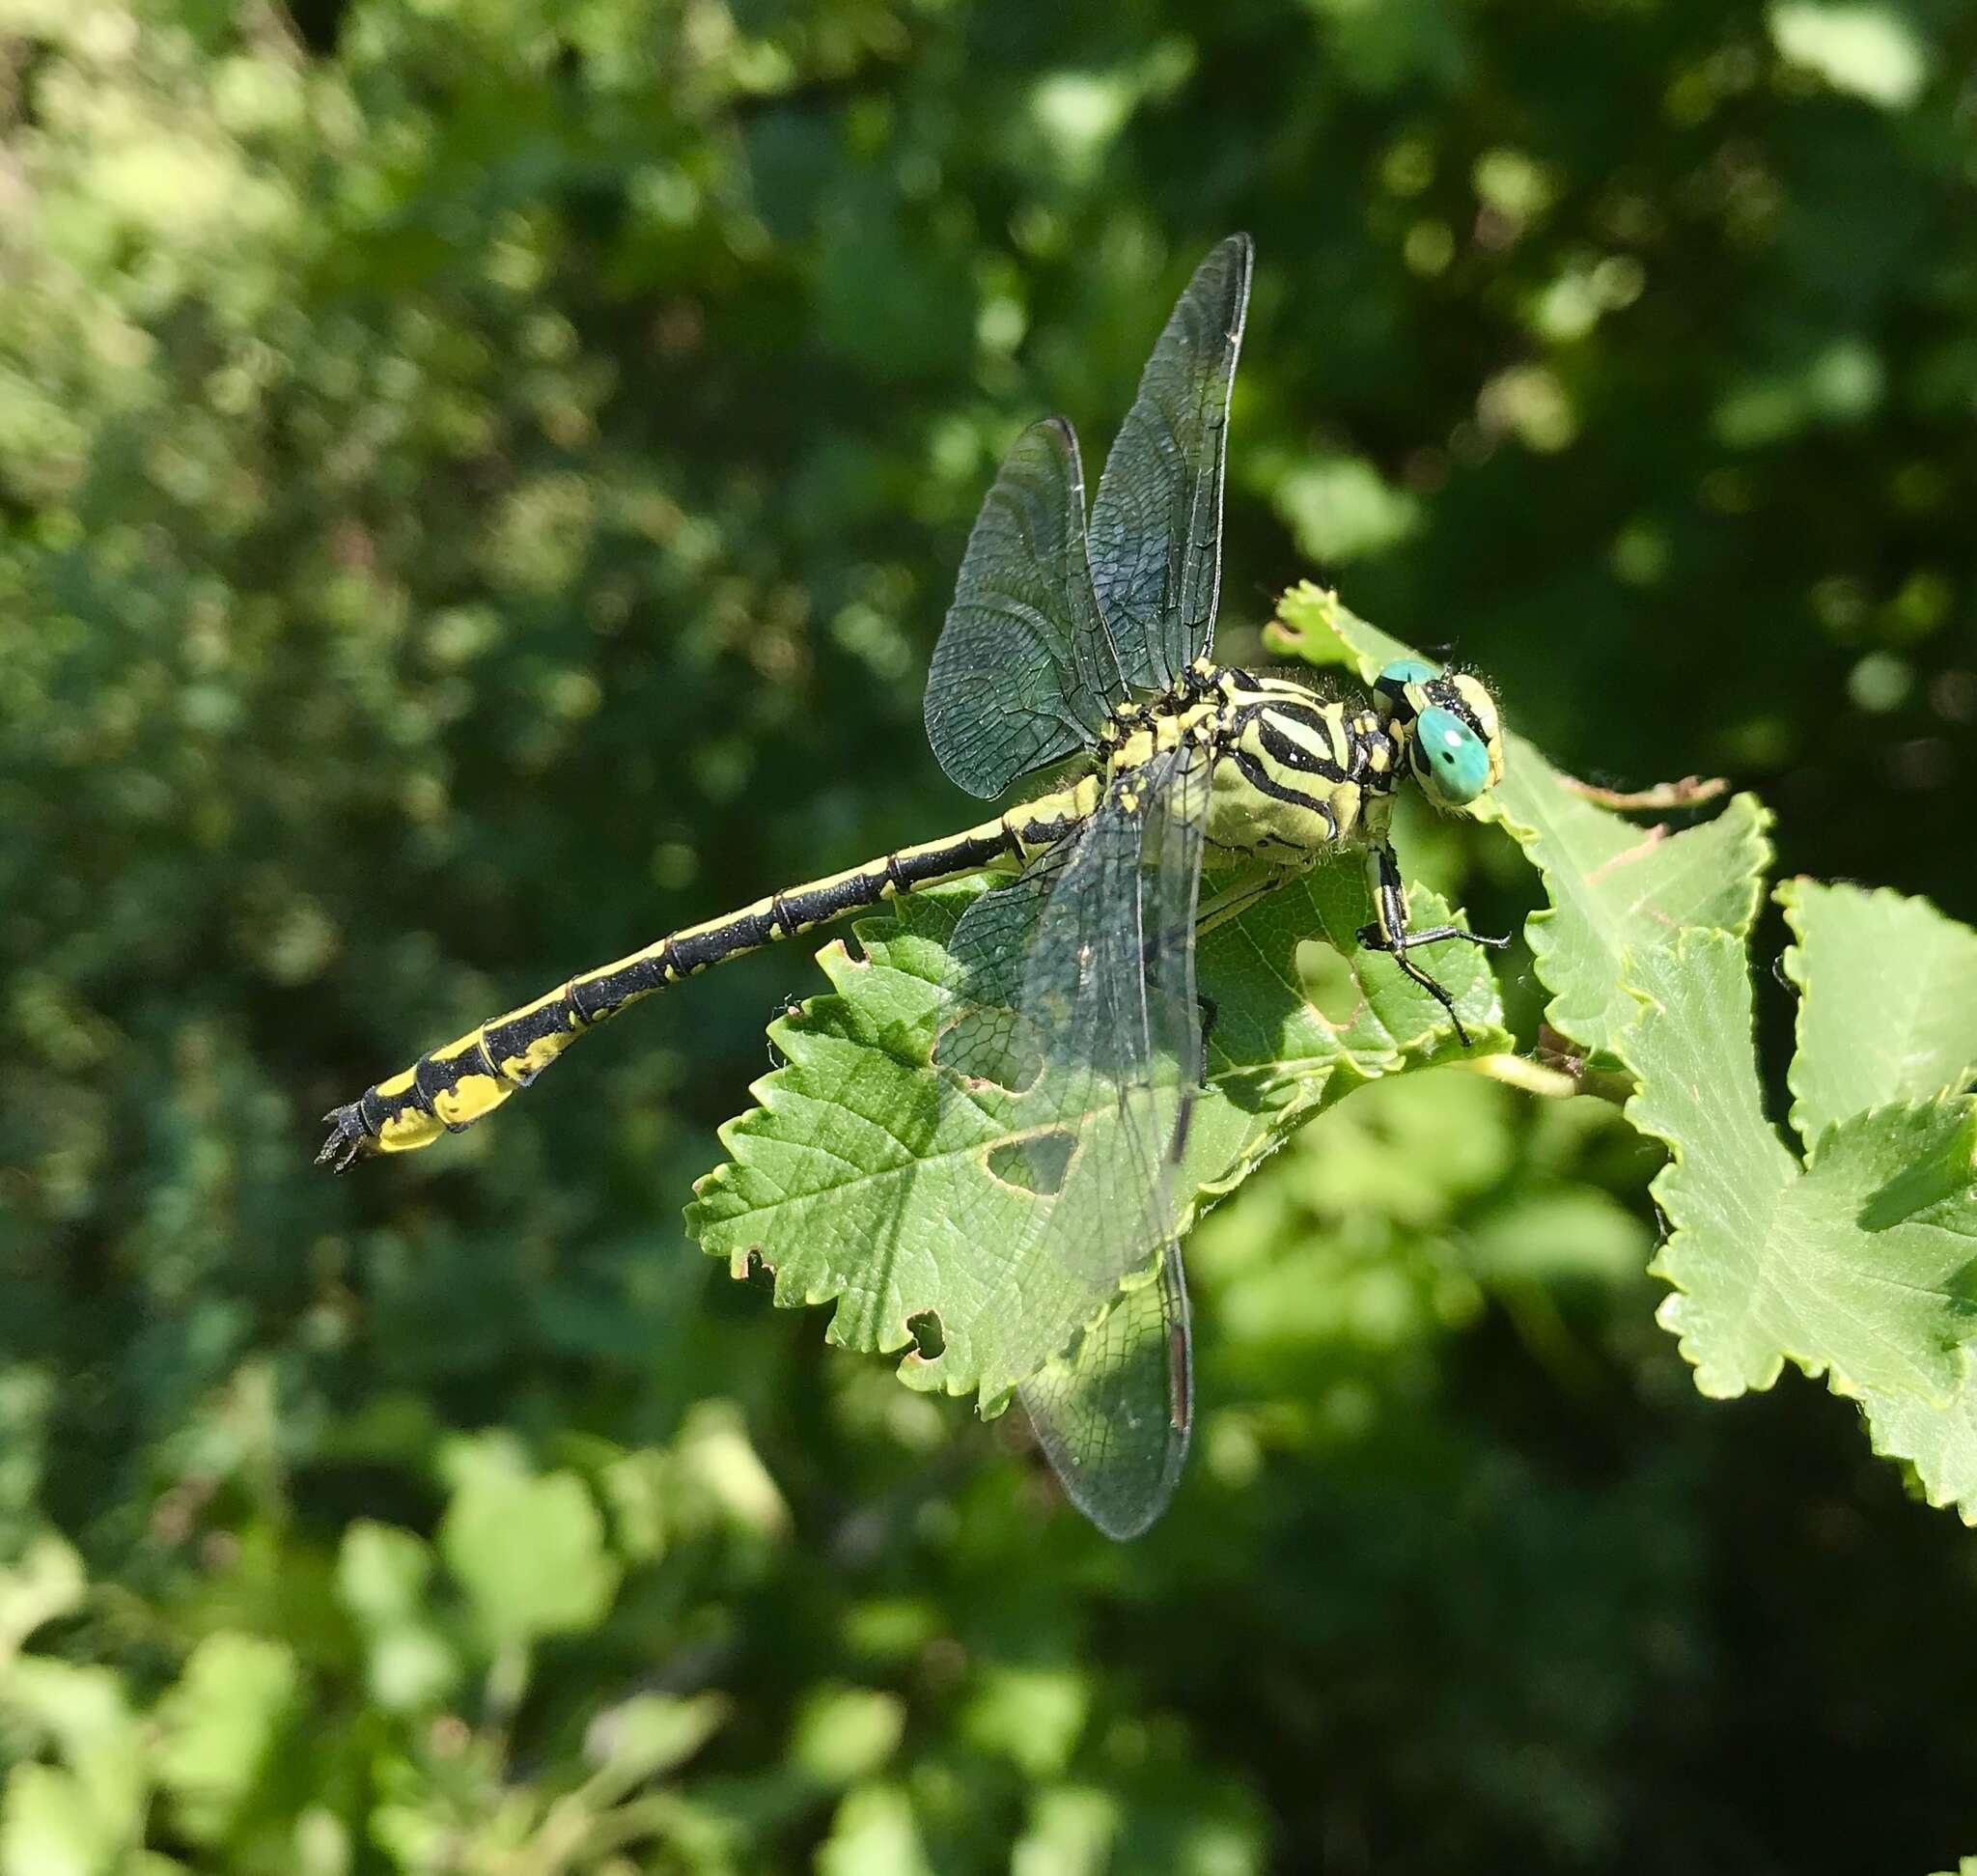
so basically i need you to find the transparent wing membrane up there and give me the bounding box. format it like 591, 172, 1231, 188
1089, 234, 1252, 692
1017, 1247, 1192, 1542
924, 417, 1128, 799
943, 740, 1212, 1536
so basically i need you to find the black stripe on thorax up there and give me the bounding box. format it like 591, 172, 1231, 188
1255, 712, 1345, 781
1234, 747, 1330, 812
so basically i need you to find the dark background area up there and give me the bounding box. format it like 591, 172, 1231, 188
3, 0, 1975, 1868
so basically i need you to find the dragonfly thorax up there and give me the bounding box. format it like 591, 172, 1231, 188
1192, 670, 1387, 864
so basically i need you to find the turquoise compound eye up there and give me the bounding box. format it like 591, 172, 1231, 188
1377, 657, 1437, 689
1415, 706, 1491, 805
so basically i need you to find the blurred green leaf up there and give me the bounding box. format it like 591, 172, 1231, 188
791, 1686, 905, 1787
335, 1520, 432, 1629
0, 1765, 121, 1876
335, 1523, 459, 1713
1768, 3, 1927, 109
590, 1693, 729, 1785
818, 1782, 933, 1876
961, 1666, 1090, 1780
0, 1538, 84, 1662
153, 1635, 298, 1849
438, 1457, 621, 1648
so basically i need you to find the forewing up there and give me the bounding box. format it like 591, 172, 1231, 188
1088, 234, 1253, 692
945, 739, 1211, 1536
925, 417, 1128, 798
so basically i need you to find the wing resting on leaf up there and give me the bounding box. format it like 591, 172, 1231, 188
941, 739, 1211, 1535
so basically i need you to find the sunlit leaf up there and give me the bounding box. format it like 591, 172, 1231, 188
688, 862, 1506, 1408
1637, 930, 1977, 1400
1779, 879, 1977, 1152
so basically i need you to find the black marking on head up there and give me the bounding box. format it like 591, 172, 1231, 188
1423, 674, 1484, 736
1345, 722, 1399, 792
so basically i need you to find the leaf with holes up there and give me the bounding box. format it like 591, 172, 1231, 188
686, 851, 1507, 1410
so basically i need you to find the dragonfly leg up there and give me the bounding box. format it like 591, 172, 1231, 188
1378, 922, 1512, 953
1194, 868, 1295, 938
1356, 843, 1506, 1049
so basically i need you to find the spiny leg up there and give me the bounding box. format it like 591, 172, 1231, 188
1356, 843, 1508, 1049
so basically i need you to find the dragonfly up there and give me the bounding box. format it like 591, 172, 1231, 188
317, 234, 1508, 1538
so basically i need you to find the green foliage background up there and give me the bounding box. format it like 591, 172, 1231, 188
3, 0, 1975, 1868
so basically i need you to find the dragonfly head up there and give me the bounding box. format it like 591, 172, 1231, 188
1375, 658, 1503, 810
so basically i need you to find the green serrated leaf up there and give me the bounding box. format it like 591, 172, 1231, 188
688, 848, 1506, 1409
1780, 878, 1977, 1154
1860, 1353, 1977, 1527
1502, 754, 1770, 1060
1158, 575, 1977, 1524
1634, 929, 1977, 1401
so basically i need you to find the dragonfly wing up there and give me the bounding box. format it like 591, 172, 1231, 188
1016, 1242, 1192, 1541
946, 739, 1212, 1536
925, 417, 1128, 799
1088, 234, 1253, 692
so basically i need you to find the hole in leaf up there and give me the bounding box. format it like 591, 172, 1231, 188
935, 1005, 1043, 1092
987, 1130, 1075, 1195
905, 1308, 945, 1359
1295, 938, 1362, 1025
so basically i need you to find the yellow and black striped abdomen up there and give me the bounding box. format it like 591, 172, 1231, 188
318, 785, 1094, 1170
